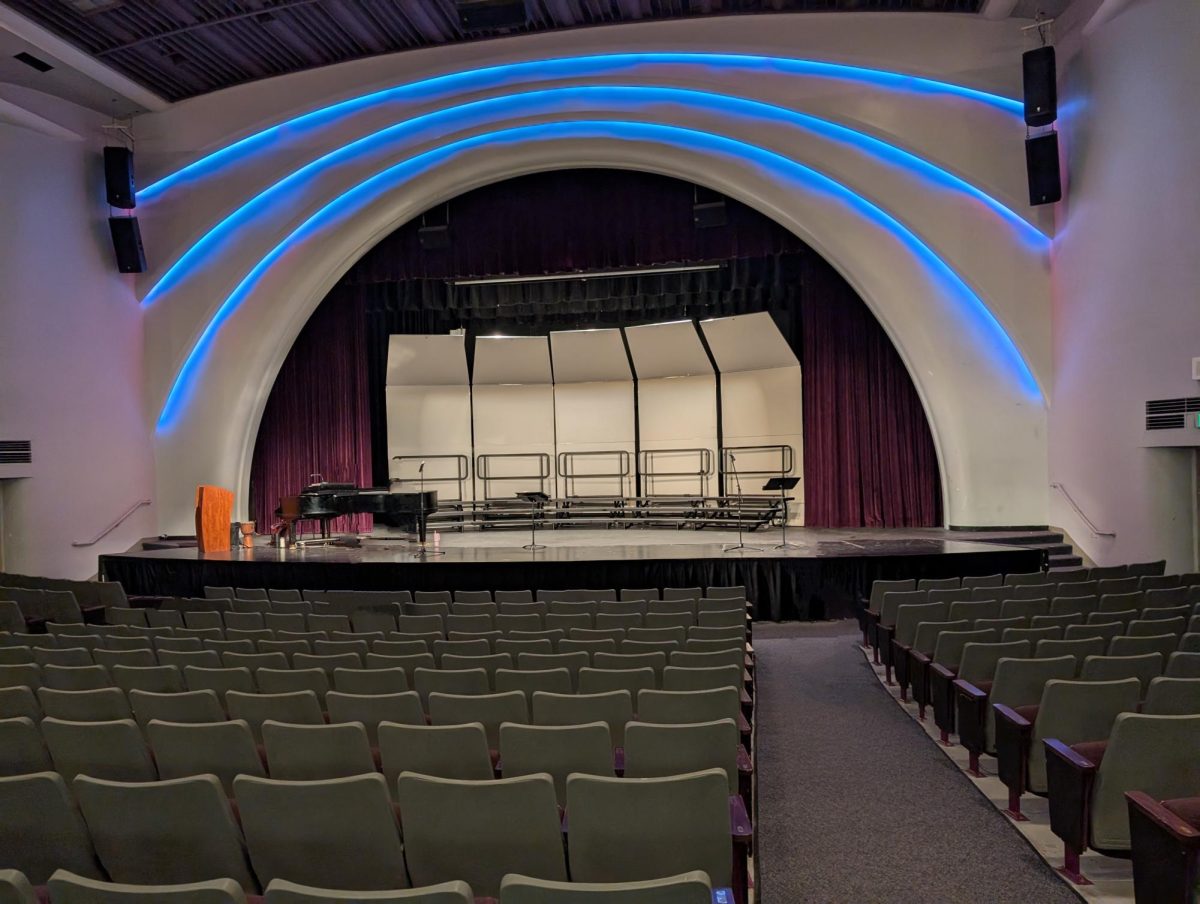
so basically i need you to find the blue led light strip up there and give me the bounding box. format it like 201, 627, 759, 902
139, 52, 1022, 201
143, 85, 1044, 306
156, 119, 1041, 432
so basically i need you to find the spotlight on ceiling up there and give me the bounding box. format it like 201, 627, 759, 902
456, 0, 528, 32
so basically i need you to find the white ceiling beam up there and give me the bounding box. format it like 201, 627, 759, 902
0, 5, 168, 112
0, 95, 84, 140
1083, 0, 1138, 35
979, 0, 1020, 19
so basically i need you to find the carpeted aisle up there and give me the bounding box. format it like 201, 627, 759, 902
753, 621, 1081, 904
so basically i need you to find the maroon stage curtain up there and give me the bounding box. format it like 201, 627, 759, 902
800, 256, 943, 527
248, 292, 373, 535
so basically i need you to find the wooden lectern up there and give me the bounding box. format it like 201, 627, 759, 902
195, 485, 234, 553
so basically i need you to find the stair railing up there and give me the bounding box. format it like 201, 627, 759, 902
1050, 483, 1116, 538
72, 499, 152, 548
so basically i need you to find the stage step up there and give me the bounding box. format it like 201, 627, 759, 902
1049, 554, 1085, 569
956, 529, 1084, 572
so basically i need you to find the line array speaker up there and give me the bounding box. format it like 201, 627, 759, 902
108, 216, 147, 273
1025, 133, 1062, 206
103, 146, 136, 209
1022, 46, 1057, 127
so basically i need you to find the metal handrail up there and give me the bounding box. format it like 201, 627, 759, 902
1050, 482, 1116, 538
72, 498, 152, 547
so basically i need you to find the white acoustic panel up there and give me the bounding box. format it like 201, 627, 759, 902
473, 335, 553, 384
701, 312, 798, 372
550, 328, 632, 383
638, 375, 718, 496
702, 313, 803, 523
624, 320, 714, 380
385, 335, 473, 506
386, 334, 468, 386
552, 328, 635, 497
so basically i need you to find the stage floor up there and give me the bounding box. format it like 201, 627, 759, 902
102, 527, 1046, 621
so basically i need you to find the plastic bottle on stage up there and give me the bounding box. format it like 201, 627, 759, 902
434, 531, 440, 550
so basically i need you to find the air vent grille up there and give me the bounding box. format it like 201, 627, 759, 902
0, 441, 32, 464
1145, 398, 1200, 430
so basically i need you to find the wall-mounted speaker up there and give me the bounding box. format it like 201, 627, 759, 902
103, 146, 136, 209
108, 216, 147, 273
1022, 46, 1057, 127
1025, 133, 1062, 206
457, 0, 526, 31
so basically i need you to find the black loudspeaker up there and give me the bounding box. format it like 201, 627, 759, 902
108, 216, 147, 273
418, 224, 451, 251
103, 146, 136, 209
1025, 133, 1062, 206
1022, 46, 1057, 127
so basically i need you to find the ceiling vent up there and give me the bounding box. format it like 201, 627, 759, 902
1145, 397, 1200, 430
13, 52, 53, 73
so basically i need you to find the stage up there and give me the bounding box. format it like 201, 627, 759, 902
100, 527, 1046, 621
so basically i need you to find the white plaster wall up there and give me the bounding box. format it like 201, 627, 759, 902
0, 117, 155, 578
1049, 0, 1200, 571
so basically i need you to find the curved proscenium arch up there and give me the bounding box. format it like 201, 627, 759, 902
142, 84, 1046, 306
138, 52, 1023, 201
155, 119, 1043, 434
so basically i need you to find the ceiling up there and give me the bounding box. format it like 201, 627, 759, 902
1, 0, 990, 103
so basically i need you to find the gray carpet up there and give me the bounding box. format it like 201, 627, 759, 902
753, 621, 1081, 904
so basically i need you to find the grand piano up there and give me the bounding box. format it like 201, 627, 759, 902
278, 481, 438, 542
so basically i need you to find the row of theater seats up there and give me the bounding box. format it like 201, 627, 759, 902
6, 868, 723, 904
859, 565, 1200, 900
204, 586, 747, 604
0, 767, 749, 901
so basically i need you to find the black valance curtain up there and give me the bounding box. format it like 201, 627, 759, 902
250, 169, 942, 531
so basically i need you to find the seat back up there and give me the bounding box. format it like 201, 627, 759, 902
0, 772, 102, 884
576, 667, 656, 699
1142, 677, 1200, 715
325, 691, 423, 745
892, 602, 948, 647
636, 687, 740, 726
1028, 678, 1141, 793
1090, 713, 1200, 850
235, 773, 408, 890
566, 769, 731, 887
147, 719, 265, 795
413, 669, 489, 710
262, 878, 471, 904
1080, 653, 1165, 695
73, 774, 257, 890
1166, 651, 1200, 677
498, 873, 711, 904
378, 722, 494, 784
41, 717, 156, 782
910, 620, 970, 656
262, 721, 375, 781
494, 668, 573, 698
428, 691, 529, 748
396, 772, 566, 898
930, 629, 998, 669
868, 579, 915, 610
623, 718, 739, 793
956, 641, 1032, 684
499, 721, 614, 803
531, 690, 633, 747
225, 691, 324, 743
0, 716, 52, 776
1034, 637, 1108, 673
128, 689, 225, 727
661, 664, 742, 692
983, 655, 1076, 751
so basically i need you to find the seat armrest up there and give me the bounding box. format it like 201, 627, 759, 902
1046, 739, 1098, 772
729, 794, 753, 842
736, 745, 753, 774
1126, 791, 1200, 845
954, 678, 988, 702
712, 890, 736, 904
954, 679, 990, 762
1126, 791, 1200, 904
1045, 738, 1098, 853
930, 662, 956, 682
994, 703, 1032, 731
994, 703, 1035, 800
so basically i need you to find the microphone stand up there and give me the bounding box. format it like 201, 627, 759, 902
405, 459, 443, 558
723, 452, 761, 553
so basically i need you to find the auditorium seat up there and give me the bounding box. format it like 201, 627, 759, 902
262, 720, 375, 781
531, 690, 632, 748
129, 689, 226, 726
517, 652, 588, 689
1125, 791, 1200, 904
567, 769, 735, 894
1087, 609, 1138, 630
448, 630, 502, 649
1079, 653, 1164, 694
1003, 572, 1047, 587
147, 719, 264, 794
42, 717, 156, 782
546, 613, 593, 632
624, 718, 739, 794
0, 772, 104, 883
1166, 651, 1200, 677
930, 639, 1028, 742
0, 601, 27, 635
258, 641, 311, 661
495, 667, 573, 697
595, 613, 643, 631
184, 666, 256, 700
662, 664, 742, 693
1063, 622, 1122, 644
43, 665, 110, 691
429, 690, 528, 747
432, 639, 489, 662
158, 650, 222, 670
600, 602, 647, 620
308, 615, 353, 635
1109, 633, 1178, 660
94, 648, 156, 669
38, 687, 132, 721
1003, 626, 1061, 645
366, 653, 434, 685
494, 590, 534, 605
236, 773, 409, 891
35, 648, 93, 668
264, 878, 474, 904
499, 721, 614, 802
1143, 586, 1192, 607
226, 690, 323, 742
414, 668, 489, 709
1141, 677, 1200, 715
351, 609, 401, 636
415, 591, 453, 606
954, 655, 1076, 774
154, 637, 202, 653
293, 652, 362, 674
0, 645, 33, 665
0, 716, 52, 776
325, 691, 422, 744
1045, 712, 1200, 881
621, 640, 679, 658
629, 626, 686, 645
0, 686, 41, 721
0, 662, 42, 690
0, 870, 34, 904
440, 653, 512, 687
1033, 637, 1107, 672
256, 667, 330, 697
558, 639, 616, 658
577, 667, 656, 698
647, 600, 695, 618
595, 653, 672, 681
147, 611, 185, 630
111, 665, 184, 694
1048, 596, 1098, 617
995, 677, 1140, 817
496, 638, 555, 658
74, 774, 258, 890
620, 588, 660, 602
385, 725, 496, 800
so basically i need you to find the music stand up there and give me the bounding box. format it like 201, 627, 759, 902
516, 491, 549, 551
764, 476, 801, 549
